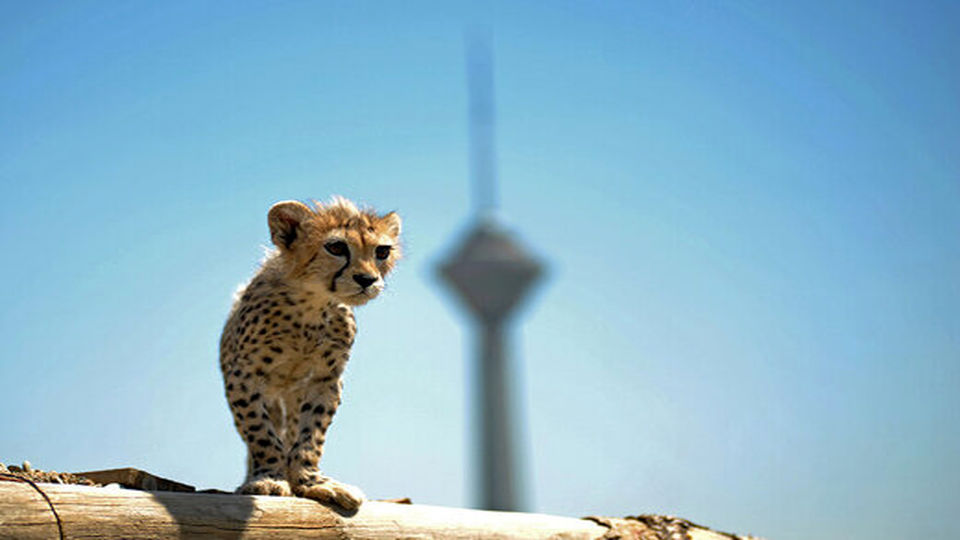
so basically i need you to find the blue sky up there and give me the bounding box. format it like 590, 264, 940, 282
1, 2, 958, 539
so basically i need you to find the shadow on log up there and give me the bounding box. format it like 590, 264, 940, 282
0, 479, 763, 539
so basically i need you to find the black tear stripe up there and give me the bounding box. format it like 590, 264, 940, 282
330, 249, 350, 292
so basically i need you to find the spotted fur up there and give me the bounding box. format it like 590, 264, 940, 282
219, 197, 401, 510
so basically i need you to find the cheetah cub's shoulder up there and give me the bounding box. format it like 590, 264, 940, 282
219, 197, 401, 510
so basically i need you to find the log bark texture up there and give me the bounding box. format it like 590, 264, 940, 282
0, 478, 762, 539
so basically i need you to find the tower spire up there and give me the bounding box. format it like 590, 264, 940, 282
466, 30, 498, 218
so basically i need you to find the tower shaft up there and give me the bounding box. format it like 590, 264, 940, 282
476, 321, 520, 511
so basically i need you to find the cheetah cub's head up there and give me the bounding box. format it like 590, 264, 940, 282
267, 197, 401, 306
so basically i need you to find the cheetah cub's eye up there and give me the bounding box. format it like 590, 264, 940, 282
375, 245, 392, 260
325, 241, 349, 257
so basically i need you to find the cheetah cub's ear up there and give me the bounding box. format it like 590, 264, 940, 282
268, 200, 314, 250
382, 211, 402, 238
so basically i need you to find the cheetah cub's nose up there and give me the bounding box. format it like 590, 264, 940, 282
353, 274, 378, 288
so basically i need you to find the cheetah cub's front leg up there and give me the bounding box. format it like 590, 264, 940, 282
219, 197, 401, 511
288, 375, 364, 509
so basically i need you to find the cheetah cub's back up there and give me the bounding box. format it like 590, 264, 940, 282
219, 197, 401, 510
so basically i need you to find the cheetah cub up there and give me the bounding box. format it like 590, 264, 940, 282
220, 197, 401, 510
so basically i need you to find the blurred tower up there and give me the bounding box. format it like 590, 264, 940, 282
437, 34, 544, 512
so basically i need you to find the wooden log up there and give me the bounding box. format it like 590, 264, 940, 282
0, 479, 762, 539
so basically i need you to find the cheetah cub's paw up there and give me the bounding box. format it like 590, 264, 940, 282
295, 478, 365, 511
238, 477, 292, 497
